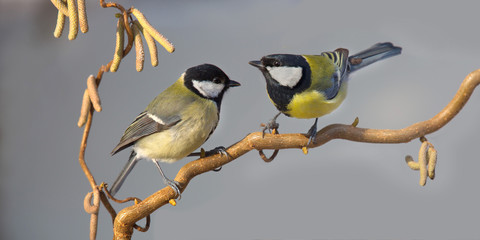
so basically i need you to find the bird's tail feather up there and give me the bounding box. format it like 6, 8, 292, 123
348, 42, 402, 72
109, 151, 138, 196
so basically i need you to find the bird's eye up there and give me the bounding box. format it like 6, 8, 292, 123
213, 77, 222, 84
273, 60, 281, 67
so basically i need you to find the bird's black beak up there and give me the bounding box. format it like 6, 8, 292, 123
248, 60, 264, 69
229, 80, 241, 87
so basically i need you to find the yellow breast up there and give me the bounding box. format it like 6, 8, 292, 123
285, 83, 347, 119
282, 54, 347, 119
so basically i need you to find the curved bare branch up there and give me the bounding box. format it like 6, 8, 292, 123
113, 69, 480, 239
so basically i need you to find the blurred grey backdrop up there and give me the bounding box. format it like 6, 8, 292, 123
1, 0, 479, 239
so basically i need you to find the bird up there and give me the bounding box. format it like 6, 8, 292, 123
109, 64, 240, 198
249, 42, 401, 145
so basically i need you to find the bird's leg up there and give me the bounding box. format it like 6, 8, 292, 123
307, 118, 319, 146
262, 112, 282, 137
153, 160, 181, 200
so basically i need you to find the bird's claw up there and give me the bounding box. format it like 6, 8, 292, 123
205, 146, 229, 172
262, 118, 280, 138
262, 121, 279, 137
205, 146, 230, 158
165, 179, 182, 200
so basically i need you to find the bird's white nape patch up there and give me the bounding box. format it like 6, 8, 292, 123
266, 66, 303, 88
192, 80, 225, 98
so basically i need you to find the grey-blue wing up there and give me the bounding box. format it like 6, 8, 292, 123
321, 48, 349, 100
111, 111, 181, 155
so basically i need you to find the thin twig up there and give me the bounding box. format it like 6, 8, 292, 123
99, 185, 117, 224
258, 149, 279, 162
79, 107, 97, 190
84, 190, 100, 240
258, 129, 280, 162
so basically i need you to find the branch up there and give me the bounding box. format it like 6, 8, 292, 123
113, 69, 480, 239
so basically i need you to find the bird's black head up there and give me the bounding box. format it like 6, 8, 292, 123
184, 64, 240, 104
249, 54, 311, 89
249, 54, 311, 112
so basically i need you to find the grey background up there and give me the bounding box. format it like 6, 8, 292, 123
1, 0, 479, 239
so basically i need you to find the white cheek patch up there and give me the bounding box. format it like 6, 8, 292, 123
192, 80, 225, 98
266, 66, 303, 88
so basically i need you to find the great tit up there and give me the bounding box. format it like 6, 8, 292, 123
249, 42, 402, 145
110, 64, 240, 197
